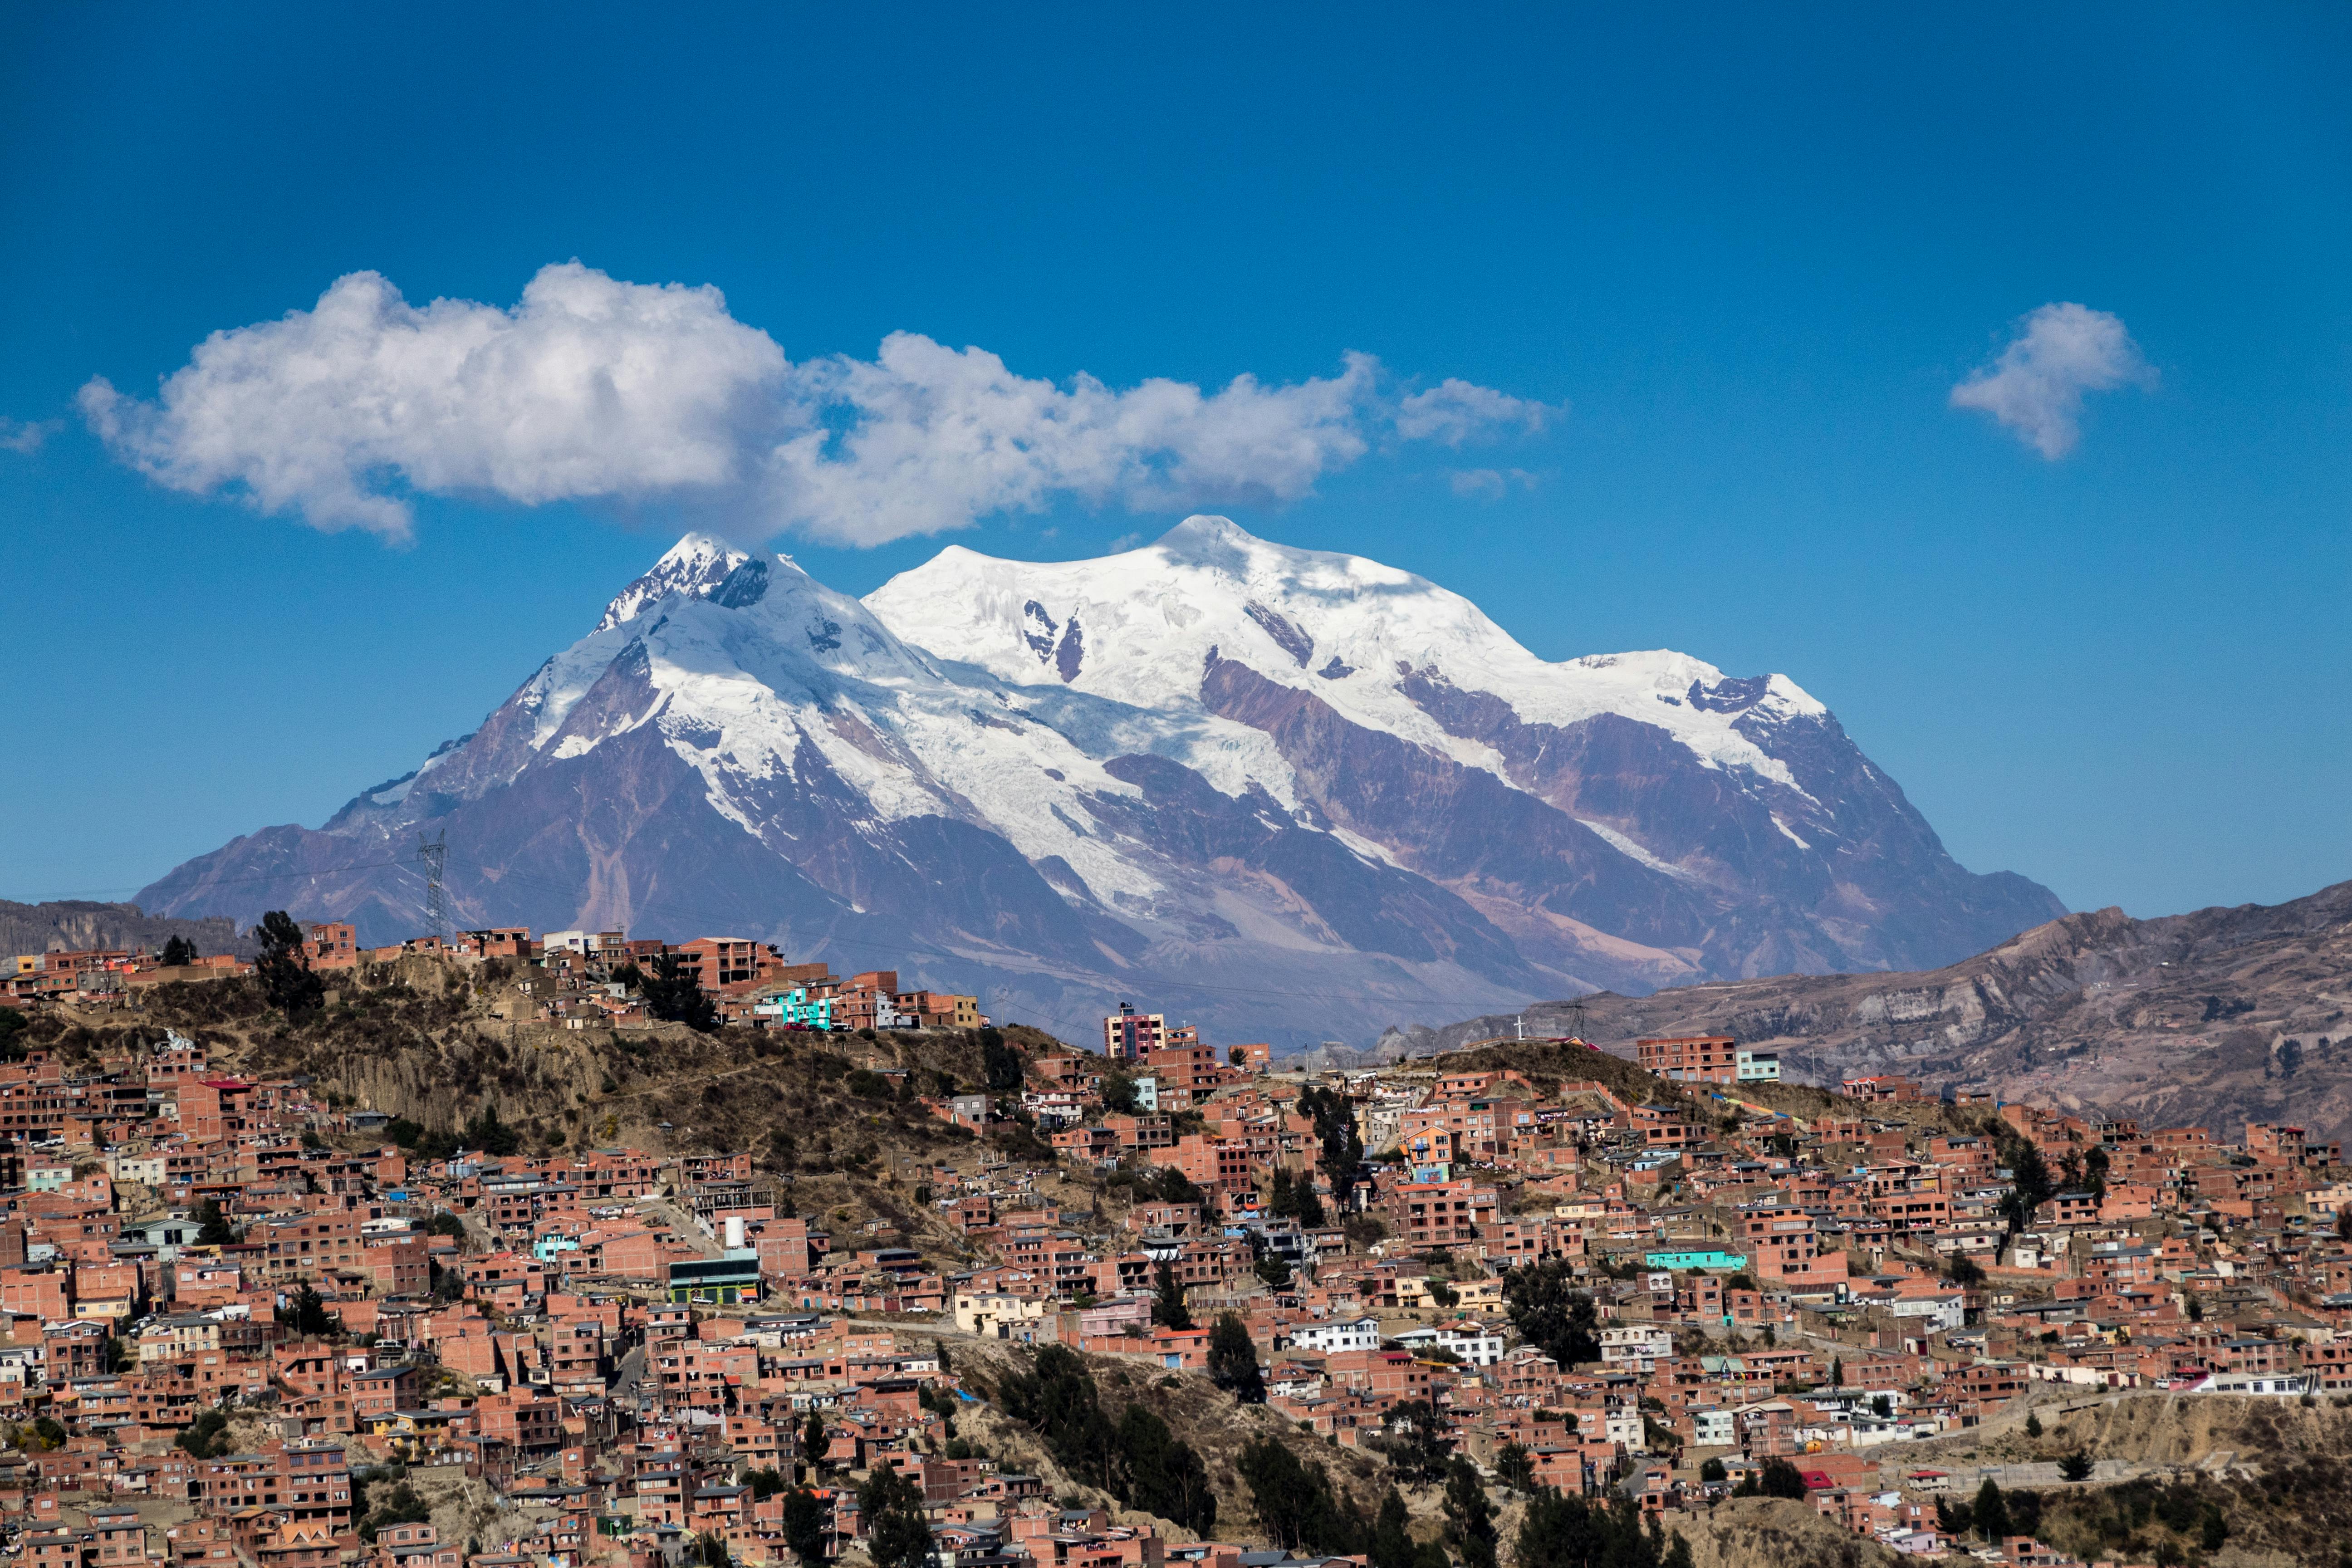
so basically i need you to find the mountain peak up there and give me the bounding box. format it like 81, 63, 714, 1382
1155, 513, 1255, 549
596, 532, 753, 632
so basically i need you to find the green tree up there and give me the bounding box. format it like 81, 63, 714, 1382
622, 954, 718, 1031
803, 1410, 830, 1470
289, 1283, 338, 1336
1150, 1163, 1203, 1205
462, 1102, 521, 1156
1269, 1164, 1296, 1217
254, 910, 325, 1021
0, 1008, 24, 1061
1101, 1069, 1140, 1114
1000, 1346, 1113, 1490
359, 1480, 431, 1544
1294, 1084, 1364, 1186
1757, 1458, 1808, 1499
2199, 1503, 2226, 1551
2024, 1412, 2042, 1439
194, 1197, 235, 1246
1515, 1487, 1670, 1568
980, 1029, 1026, 1093
782, 1487, 828, 1563
1152, 1259, 1192, 1330
859, 1464, 934, 1568
1973, 1477, 2011, 1541
1830, 1356, 1844, 1388
160, 935, 198, 966
2058, 1450, 2093, 1482
1374, 1398, 1448, 1483
1996, 1129, 2054, 1233
742, 1468, 787, 1501
1207, 1312, 1264, 1401
175, 1408, 230, 1459
2083, 1144, 2111, 1199
1236, 1436, 1358, 1554
1503, 1259, 1600, 1368
1369, 1489, 1415, 1568
1497, 1442, 1536, 1491
1443, 1456, 1498, 1568
1111, 1403, 1216, 1535
1698, 1458, 1726, 1484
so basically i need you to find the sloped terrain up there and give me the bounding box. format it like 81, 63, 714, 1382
1401, 878, 2352, 1144
30, 964, 1085, 1249
1665, 1497, 1901, 1568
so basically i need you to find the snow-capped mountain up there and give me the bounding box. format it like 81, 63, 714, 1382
138, 518, 2063, 1049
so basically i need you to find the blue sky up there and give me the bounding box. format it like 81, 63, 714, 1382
3, 4, 2348, 923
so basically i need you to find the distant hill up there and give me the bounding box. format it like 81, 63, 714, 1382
0, 899, 247, 961
1395, 878, 2352, 1145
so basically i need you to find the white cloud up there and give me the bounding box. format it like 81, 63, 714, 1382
1448, 466, 1538, 500
0, 417, 60, 454
80, 265, 785, 540
82, 263, 1545, 545
1950, 302, 2155, 459
1397, 378, 1552, 446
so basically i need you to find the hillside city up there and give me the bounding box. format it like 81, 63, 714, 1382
0, 921, 2348, 1568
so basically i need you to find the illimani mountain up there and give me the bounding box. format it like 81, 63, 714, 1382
138, 518, 2062, 1049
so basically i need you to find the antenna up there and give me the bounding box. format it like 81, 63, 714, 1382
417, 831, 449, 943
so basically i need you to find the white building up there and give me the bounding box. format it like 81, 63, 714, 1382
1285, 1316, 1382, 1355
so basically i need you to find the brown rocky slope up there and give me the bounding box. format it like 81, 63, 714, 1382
1396, 878, 2352, 1145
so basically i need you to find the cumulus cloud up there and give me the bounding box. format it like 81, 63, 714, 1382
0, 417, 60, 454
82, 263, 1545, 545
1950, 302, 2155, 458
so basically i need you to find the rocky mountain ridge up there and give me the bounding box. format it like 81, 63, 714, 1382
1402, 877, 2352, 1144
0, 899, 247, 961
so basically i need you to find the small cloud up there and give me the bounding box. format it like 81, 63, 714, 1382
1397, 379, 1555, 446
1106, 532, 1144, 552
0, 416, 61, 454
1950, 302, 2155, 459
1448, 466, 1539, 500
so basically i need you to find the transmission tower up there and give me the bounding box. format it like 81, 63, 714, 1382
417, 831, 449, 942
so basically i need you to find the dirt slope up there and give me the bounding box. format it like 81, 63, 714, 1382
1665, 1497, 1901, 1568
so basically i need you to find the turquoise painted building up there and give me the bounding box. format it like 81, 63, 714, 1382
1643, 1249, 1748, 1272
752, 987, 836, 1029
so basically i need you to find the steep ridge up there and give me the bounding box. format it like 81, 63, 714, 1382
137, 518, 2062, 1049
1402, 878, 2352, 1144
0, 900, 246, 961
